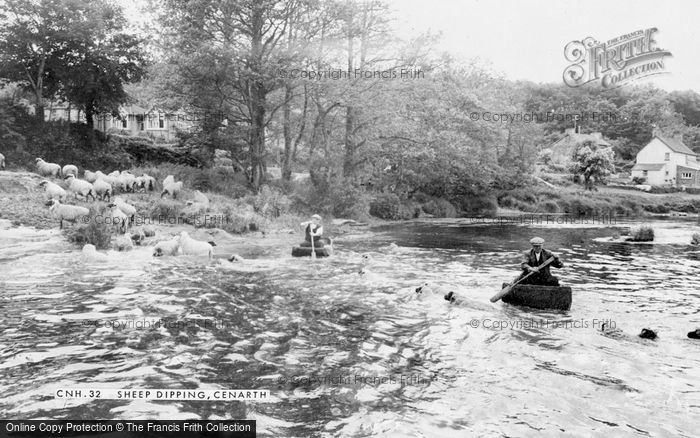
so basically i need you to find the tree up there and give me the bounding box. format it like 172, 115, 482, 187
0, 0, 146, 126
570, 140, 615, 190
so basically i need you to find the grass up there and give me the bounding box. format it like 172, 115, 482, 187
628, 226, 654, 242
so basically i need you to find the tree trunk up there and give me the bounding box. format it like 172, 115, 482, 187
85, 106, 94, 129
282, 84, 293, 181
248, 5, 267, 191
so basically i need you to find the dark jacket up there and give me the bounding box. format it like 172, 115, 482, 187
305, 224, 322, 243
521, 248, 563, 278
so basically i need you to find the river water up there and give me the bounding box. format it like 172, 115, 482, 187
1, 218, 699, 437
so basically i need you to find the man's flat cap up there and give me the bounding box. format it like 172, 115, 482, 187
530, 237, 545, 244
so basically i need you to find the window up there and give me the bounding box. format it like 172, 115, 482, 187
159, 113, 165, 129
681, 172, 693, 179
665, 153, 670, 161
121, 118, 127, 129
643, 170, 648, 177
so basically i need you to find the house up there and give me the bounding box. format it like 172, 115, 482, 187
631, 133, 700, 187
44, 102, 196, 141
549, 127, 610, 164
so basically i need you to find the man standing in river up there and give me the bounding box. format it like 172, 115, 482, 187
520, 237, 564, 286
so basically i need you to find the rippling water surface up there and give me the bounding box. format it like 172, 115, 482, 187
1, 219, 699, 437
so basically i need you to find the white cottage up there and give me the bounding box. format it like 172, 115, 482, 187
631, 134, 700, 187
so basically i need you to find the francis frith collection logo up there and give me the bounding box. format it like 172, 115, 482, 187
563, 28, 672, 89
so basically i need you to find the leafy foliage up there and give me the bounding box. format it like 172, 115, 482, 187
570, 140, 615, 190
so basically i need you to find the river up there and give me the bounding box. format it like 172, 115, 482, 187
0, 218, 699, 437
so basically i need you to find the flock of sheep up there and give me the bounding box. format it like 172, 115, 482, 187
31, 157, 215, 259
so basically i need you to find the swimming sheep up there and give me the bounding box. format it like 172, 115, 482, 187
153, 238, 180, 257
38, 180, 67, 201
62, 164, 78, 177
161, 179, 183, 199
0, 153, 5, 169
64, 174, 96, 201
45, 199, 89, 229
35, 158, 61, 177
113, 234, 133, 251
106, 202, 129, 233
93, 178, 113, 201
113, 196, 136, 224
178, 231, 215, 259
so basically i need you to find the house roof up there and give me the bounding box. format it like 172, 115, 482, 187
551, 131, 610, 148
632, 163, 665, 171
656, 134, 696, 156
680, 161, 700, 171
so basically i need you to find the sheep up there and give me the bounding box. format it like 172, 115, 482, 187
84, 170, 98, 183
161, 180, 183, 199
177, 231, 215, 259
117, 171, 136, 192
163, 175, 174, 186
35, 158, 61, 177
62, 164, 78, 177
113, 196, 136, 224
113, 234, 133, 251
153, 238, 180, 257
81, 244, 108, 262
45, 199, 89, 229
93, 178, 113, 202
38, 180, 67, 201
142, 174, 156, 191
64, 174, 96, 201
106, 202, 129, 233
130, 228, 146, 245
95, 171, 114, 185
0, 153, 5, 169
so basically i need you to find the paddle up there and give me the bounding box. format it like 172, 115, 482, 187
310, 229, 317, 260
490, 256, 555, 303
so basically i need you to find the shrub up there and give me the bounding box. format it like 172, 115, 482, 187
399, 200, 422, 220
63, 206, 113, 249
632, 176, 646, 184
369, 193, 402, 219
537, 148, 553, 165
458, 195, 498, 217
628, 226, 654, 242
147, 200, 183, 220
422, 198, 458, 218
252, 185, 291, 218
538, 200, 560, 213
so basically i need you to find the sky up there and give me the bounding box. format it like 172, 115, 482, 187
383, 0, 700, 92
121, 0, 700, 92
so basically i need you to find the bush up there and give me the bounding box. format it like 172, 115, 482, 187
422, 198, 458, 218
628, 226, 654, 242
369, 193, 402, 219
538, 200, 560, 213
537, 148, 553, 165
147, 199, 183, 220
632, 176, 646, 184
458, 195, 498, 217
63, 206, 113, 249
399, 200, 422, 220
252, 185, 291, 218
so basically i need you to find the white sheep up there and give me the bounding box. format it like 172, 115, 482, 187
84, 170, 98, 183
113, 234, 133, 251
178, 231, 215, 259
106, 202, 128, 233
35, 158, 61, 177
62, 164, 78, 177
95, 170, 113, 184
118, 171, 136, 192
93, 178, 113, 201
153, 238, 180, 257
45, 199, 89, 229
38, 180, 67, 201
161, 180, 183, 199
142, 174, 156, 191
64, 174, 96, 201
163, 175, 174, 186
113, 196, 136, 224
81, 244, 108, 262
0, 153, 5, 169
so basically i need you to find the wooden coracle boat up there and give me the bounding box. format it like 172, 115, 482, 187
291, 237, 334, 258
499, 283, 572, 311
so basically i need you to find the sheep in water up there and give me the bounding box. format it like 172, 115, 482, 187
93, 178, 113, 202
62, 164, 78, 177
38, 180, 67, 201
178, 231, 215, 259
161, 175, 183, 199
106, 202, 129, 233
153, 238, 180, 257
0, 153, 5, 169
64, 175, 96, 201
81, 244, 108, 262
112, 196, 136, 224
45, 199, 89, 229
35, 158, 61, 177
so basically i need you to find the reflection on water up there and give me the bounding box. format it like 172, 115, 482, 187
1, 220, 699, 437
